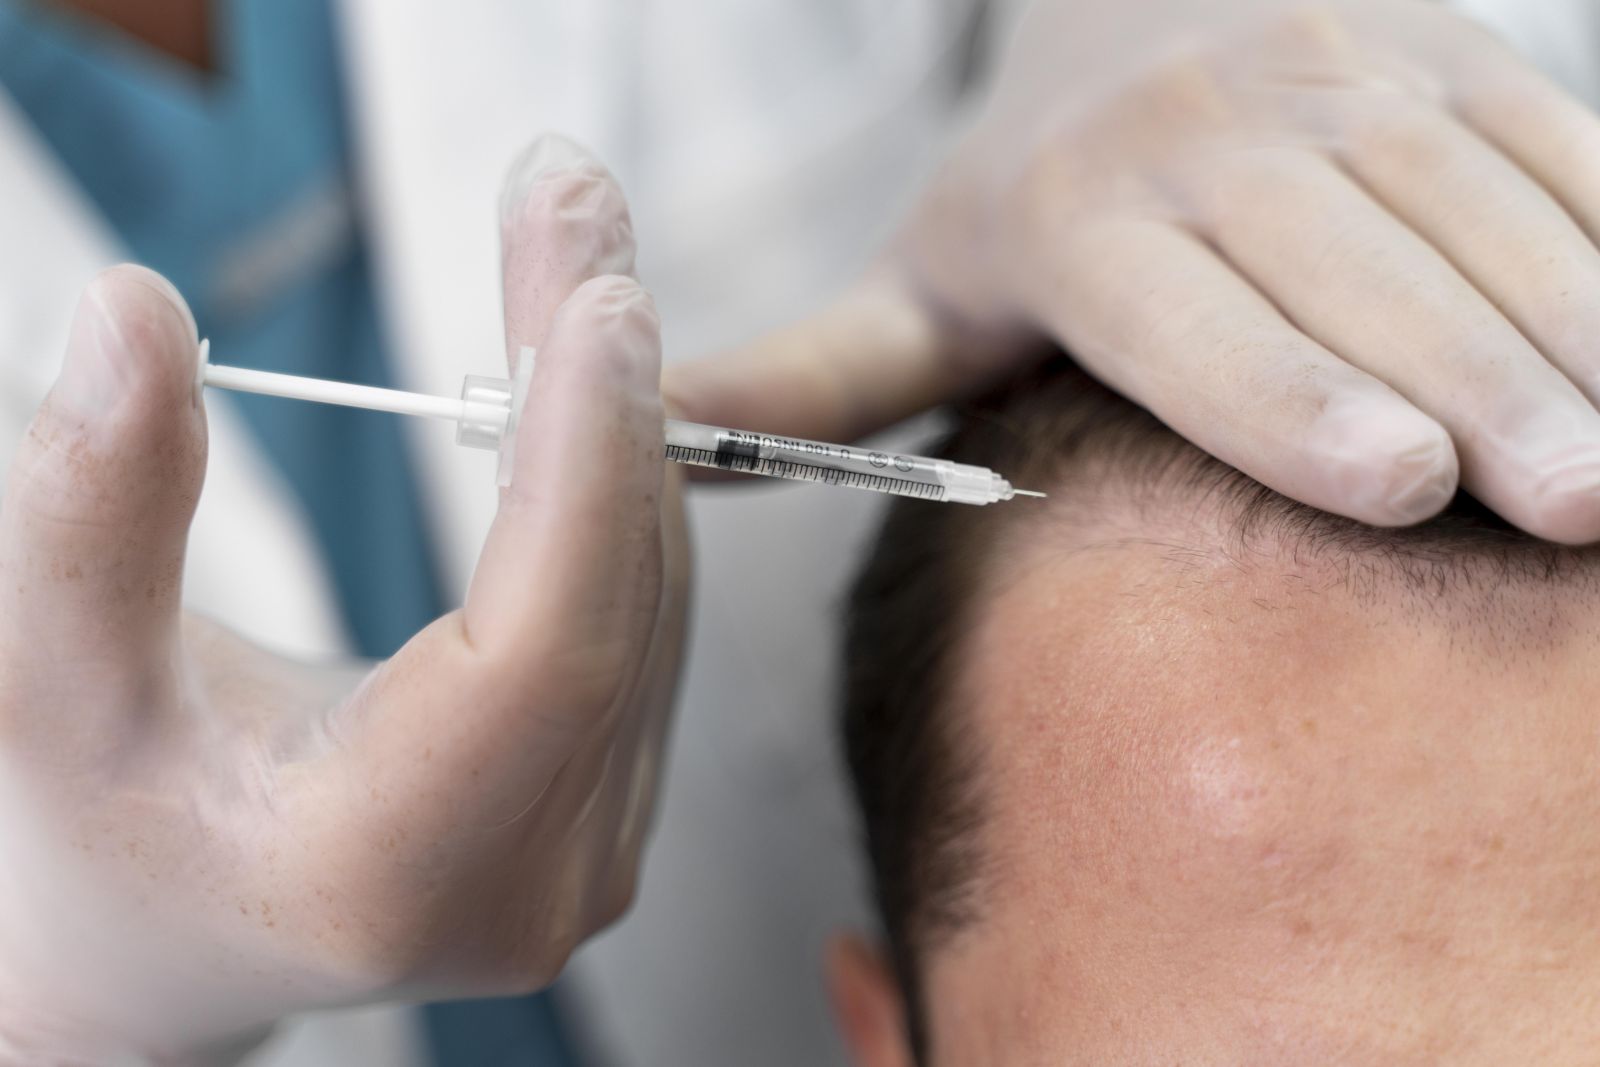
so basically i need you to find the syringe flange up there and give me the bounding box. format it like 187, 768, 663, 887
456, 348, 535, 486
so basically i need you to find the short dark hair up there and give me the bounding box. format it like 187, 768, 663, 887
839, 359, 1592, 1059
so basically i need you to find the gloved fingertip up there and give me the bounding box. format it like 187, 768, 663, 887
499, 133, 608, 225
528, 274, 662, 414
55, 265, 200, 422
1520, 456, 1600, 545
499, 137, 637, 362
114, 263, 198, 346
1375, 431, 1459, 525
1306, 398, 1457, 526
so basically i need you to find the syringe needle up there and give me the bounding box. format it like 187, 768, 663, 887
1012, 489, 1048, 498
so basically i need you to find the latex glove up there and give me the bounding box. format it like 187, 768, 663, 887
671, 0, 1600, 542
0, 137, 686, 1065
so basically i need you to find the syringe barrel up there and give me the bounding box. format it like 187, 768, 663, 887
663, 420, 1012, 505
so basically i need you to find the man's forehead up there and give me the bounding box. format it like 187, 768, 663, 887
953, 524, 1596, 843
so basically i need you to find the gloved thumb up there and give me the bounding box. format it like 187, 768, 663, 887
0, 265, 206, 680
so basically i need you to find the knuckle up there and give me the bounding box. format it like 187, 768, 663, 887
1305, 215, 1399, 296
1130, 53, 1230, 120
1337, 95, 1445, 171
1191, 146, 1320, 237
1265, 3, 1353, 53
1137, 282, 1231, 358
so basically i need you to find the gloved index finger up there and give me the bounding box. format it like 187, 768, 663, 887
500, 134, 638, 376
327, 142, 669, 817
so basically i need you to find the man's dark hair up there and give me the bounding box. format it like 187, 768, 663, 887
840, 359, 1589, 1060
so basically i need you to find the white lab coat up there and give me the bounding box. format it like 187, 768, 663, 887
0, 2, 1593, 1065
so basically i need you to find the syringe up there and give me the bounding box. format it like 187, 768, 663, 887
196, 342, 1044, 506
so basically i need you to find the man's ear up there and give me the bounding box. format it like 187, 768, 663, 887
826, 933, 917, 1067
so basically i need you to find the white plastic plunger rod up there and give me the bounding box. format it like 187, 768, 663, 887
201, 363, 506, 427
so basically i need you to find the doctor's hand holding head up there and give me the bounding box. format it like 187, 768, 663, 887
0, 141, 687, 1064
676, 0, 1600, 545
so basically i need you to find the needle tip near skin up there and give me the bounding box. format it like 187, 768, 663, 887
1012, 489, 1047, 498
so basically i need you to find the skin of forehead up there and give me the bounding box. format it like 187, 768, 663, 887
920, 516, 1600, 1066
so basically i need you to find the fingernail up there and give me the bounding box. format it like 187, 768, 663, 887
578, 275, 662, 388
1378, 434, 1458, 523
55, 266, 197, 419
1535, 459, 1600, 500
1308, 398, 1457, 525
1484, 397, 1600, 540
123, 265, 198, 346
55, 279, 133, 417
500, 133, 601, 223
1526, 456, 1600, 542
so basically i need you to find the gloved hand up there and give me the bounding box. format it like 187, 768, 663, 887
0, 137, 686, 1064
672, 0, 1600, 542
